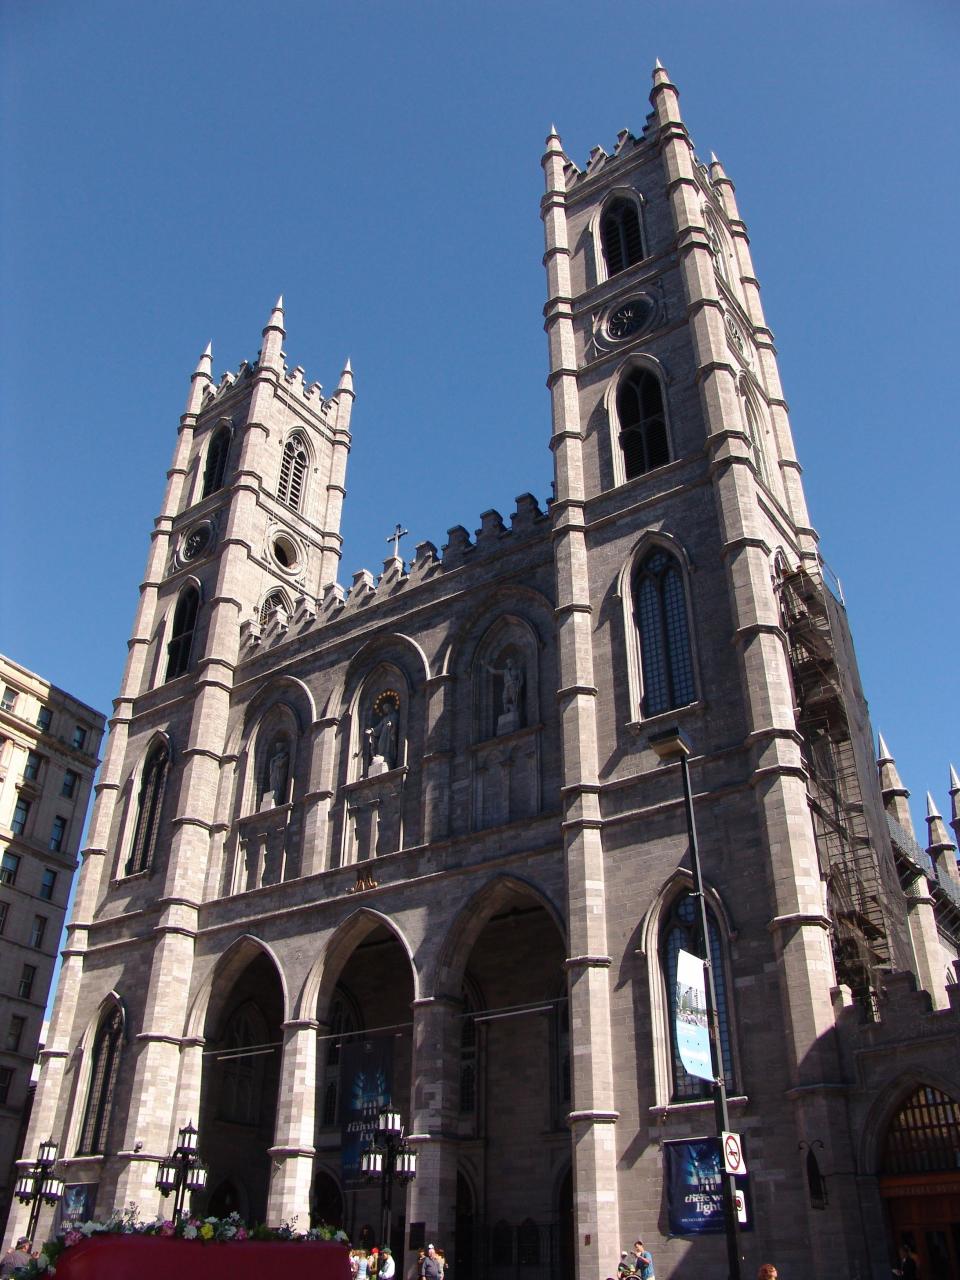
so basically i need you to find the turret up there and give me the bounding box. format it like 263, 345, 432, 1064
949, 764, 960, 851
258, 295, 286, 374
877, 733, 915, 836
925, 792, 960, 885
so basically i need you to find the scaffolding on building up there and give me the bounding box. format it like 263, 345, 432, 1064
779, 564, 895, 1008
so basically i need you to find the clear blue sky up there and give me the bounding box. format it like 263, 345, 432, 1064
2, 0, 957, 848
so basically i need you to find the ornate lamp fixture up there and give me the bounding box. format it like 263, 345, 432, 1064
15, 1138, 65, 1243
360, 1106, 418, 1253
155, 1121, 208, 1220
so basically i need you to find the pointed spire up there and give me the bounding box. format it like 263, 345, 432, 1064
950, 763, 960, 798
650, 59, 681, 125
925, 792, 954, 853
877, 732, 914, 834
949, 764, 960, 837
543, 122, 565, 159
185, 341, 214, 414
654, 57, 663, 69
336, 357, 354, 397
258, 295, 286, 372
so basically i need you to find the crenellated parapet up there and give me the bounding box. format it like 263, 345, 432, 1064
237, 494, 549, 657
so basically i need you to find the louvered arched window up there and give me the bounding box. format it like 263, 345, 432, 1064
660, 892, 734, 1101
126, 742, 169, 876
633, 548, 695, 717
259, 591, 288, 626
165, 586, 199, 681
78, 1004, 123, 1154
743, 396, 770, 488
601, 198, 644, 276
278, 436, 308, 511
202, 426, 231, 498
881, 1086, 960, 1174
617, 370, 669, 480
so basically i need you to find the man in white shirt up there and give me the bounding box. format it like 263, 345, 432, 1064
379, 1247, 396, 1280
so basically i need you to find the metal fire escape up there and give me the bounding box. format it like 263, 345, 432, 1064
779, 565, 892, 1006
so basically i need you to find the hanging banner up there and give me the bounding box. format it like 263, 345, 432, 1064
664, 1138, 751, 1234
675, 948, 713, 1083
340, 1036, 394, 1190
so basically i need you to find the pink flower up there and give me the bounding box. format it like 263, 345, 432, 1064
235, 1228, 247, 1242
65, 1230, 83, 1246
160, 1221, 176, 1237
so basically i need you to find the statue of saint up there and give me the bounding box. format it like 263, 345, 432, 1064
364, 697, 399, 772
484, 654, 524, 733
265, 739, 289, 805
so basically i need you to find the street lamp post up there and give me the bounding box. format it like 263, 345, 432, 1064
360, 1106, 418, 1256
155, 1121, 208, 1221
14, 1138, 65, 1245
649, 728, 742, 1280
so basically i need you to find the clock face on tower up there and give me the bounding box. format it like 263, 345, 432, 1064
606, 296, 653, 340
181, 524, 212, 562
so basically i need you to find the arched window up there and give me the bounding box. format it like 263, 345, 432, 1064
633, 548, 695, 716
218, 1002, 267, 1126
601, 197, 644, 276
165, 586, 199, 681
125, 742, 169, 876
78, 1004, 123, 1154
617, 370, 669, 480
259, 591, 287, 627
278, 435, 308, 511
881, 1086, 960, 1175
202, 426, 231, 498
660, 891, 734, 1101
743, 396, 770, 488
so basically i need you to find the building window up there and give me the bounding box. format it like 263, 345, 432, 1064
49, 816, 67, 852
601, 197, 645, 276
0, 1067, 13, 1105
259, 591, 288, 627
218, 1003, 268, 1126
78, 1004, 124, 1155
37, 706, 53, 733
202, 425, 231, 498
125, 743, 169, 876
7, 1015, 26, 1053
11, 800, 30, 837
29, 916, 47, 950
633, 548, 695, 717
277, 435, 308, 511
18, 964, 36, 1000
165, 587, 200, 681
617, 369, 669, 480
743, 397, 770, 488
62, 770, 79, 799
660, 891, 734, 1101
1, 687, 18, 713
23, 752, 42, 782
0, 902, 8, 933
881, 1086, 960, 1175
39, 869, 57, 902
71, 724, 87, 750
1, 852, 21, 884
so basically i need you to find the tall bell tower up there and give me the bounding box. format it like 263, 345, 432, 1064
543, 64, 898, 1279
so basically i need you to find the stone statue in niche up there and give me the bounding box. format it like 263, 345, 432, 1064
261, 737, 289, 809
364, 694, 399, 776
485, 654, 525, 735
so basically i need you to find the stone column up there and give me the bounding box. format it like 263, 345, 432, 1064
405, 997, 461, 1270
267, 1018, 319, 1228
903, 872, 949, 1008
301, 716, 338, 877
422, 674, 454, 843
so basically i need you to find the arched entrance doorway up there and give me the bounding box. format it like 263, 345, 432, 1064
452, 886, 567, 1280
312, 1169, 345, 1230
315, 918, 415, 1257
198, 948, 284, 1223
879, 1085, 960, 1280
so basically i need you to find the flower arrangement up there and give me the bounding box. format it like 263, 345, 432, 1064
12, 1206, 349, 1277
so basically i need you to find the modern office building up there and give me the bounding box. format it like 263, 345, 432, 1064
6, 65, 959, 1280
0, 655, 103, 1231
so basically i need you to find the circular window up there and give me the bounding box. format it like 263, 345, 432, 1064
606, 296, 654, 341
181, 524, 212, 562
271, 534, 301, 572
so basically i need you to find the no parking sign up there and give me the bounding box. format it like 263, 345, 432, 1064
721, 1130, 747, 1176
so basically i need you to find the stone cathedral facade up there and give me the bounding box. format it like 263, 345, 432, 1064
8, 65, 960, 1280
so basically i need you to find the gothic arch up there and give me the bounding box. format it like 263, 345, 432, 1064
297, 907, 419, 1021
114, 729, 173, 879
470, 614, 541, 743
233, 699, 302, 818
857, 1071, 960, 1175
64, 991, 127, 1157
433, 873, 565, 998
225, 676, 315, 759
589, 185, 647, 285
436, 584, 553, 678
185, 934, 290, 1042
638, 870, 740, 1107
328, 632, 431, 723
613, 531, 700, 725
603, 354, 674, 488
